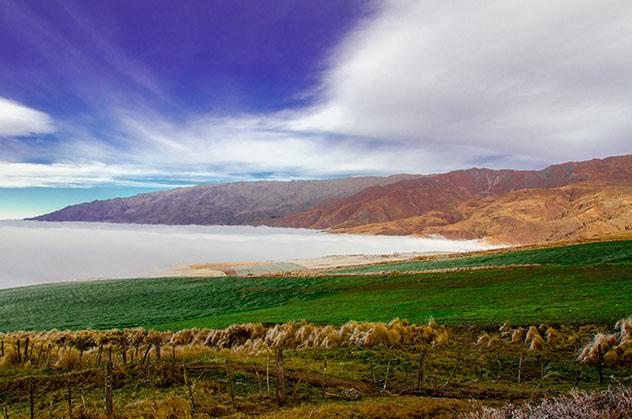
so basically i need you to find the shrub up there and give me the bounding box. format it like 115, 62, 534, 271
469, 386, 632, 418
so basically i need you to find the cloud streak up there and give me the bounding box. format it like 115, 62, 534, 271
0, 97, 54, 137
1, 0, 632, 189
293, 0, 632, 162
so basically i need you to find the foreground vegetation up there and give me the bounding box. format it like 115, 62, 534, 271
0, 318, 630, 417
470, 386, 632, 418
1, 239, 630, 416
1, 263, 631, 332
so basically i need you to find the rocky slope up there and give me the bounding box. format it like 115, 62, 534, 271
33, 155, 632, 244
333, 184, 632, 244
32, 175, 417, 225
270, 155, 632, 238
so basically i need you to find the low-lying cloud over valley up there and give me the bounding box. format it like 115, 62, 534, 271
0, 221, 489, 289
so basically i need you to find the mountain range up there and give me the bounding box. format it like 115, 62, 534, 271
33, 155, 632, 244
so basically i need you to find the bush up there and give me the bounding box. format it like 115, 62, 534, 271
469, 386, 632, 418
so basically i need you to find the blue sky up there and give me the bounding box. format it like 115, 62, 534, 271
1, 0, 631, 218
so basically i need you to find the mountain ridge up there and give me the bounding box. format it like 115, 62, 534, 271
270, 155, 632, 231
31, 175, 418, 225
33, 155, 632, 244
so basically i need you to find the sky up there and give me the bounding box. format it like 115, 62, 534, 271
1, 0, 631, 219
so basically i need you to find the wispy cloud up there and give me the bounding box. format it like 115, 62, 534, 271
1, 0, 632, 189
105, 110, 475, 178
0, 160, 237, 188
292, 0, 632, 162
0, 97, 54, 137
0, 161, 149, 188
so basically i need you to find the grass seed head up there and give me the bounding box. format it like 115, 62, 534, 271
511, 327, 525, 344
476, 334, 490, 347
545, 327, 558, 343
499, 322, 512, 335
525, 326, 541, 344
528, 335, 544, 352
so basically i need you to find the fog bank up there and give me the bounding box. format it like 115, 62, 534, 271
0, 221, 490, 289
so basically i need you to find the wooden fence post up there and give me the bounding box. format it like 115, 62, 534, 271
275, 348, 285, 405
121, 340, 128, 365
141, 345, 151, 366
183, 365, 195, 412
383, 359, 391, 393
24, 337, 30, 362
255, 369, 263, 396
35, 344, 43, 368
96, 344, 103, 366
29, 379, 34, 419
417, 349, 427, 390
321, 358, 327, 398
225, 360, 235, 408
597, 344, 604, 384
105, 348, 113, 418
66, 375, 72, 419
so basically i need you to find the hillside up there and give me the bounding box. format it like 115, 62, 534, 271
32, 175, 415, 225
333, 184, 632, 244
1, 240, 631, 418
336, 239, 632, 274
274, 155, 632, 228
1, 239, 631, 331
273, 155, 632, 243
32, 155, 632, 244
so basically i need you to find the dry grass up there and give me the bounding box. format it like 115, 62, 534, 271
579, 317, 632, 366
0, 319, 448, 375
261, 396, 473, 419
469, 386, 632, 418
0, 319, 630, 417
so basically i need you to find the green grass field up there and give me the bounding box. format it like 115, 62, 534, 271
1, 262, 631, 332
336, 239, 632, 273
1, 239, 631, 416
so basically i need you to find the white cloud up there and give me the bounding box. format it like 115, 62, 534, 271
0, 161, 166, 188
100, 0, 632, 180
0, 221, 489, 288
291, 0, 632, 162
0, 97, 54, 137
106, 111, 480, 178
3, 0, 632, 189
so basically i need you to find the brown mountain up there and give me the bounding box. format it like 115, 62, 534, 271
33, 155, 632, 244
32, 175, 417, 225
333, 184, 632, 244
268, 155, 632, 243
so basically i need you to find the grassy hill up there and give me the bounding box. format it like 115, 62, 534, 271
335, 239, 632, 274
1, 262, 631, 332
1, 239, 631, 417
